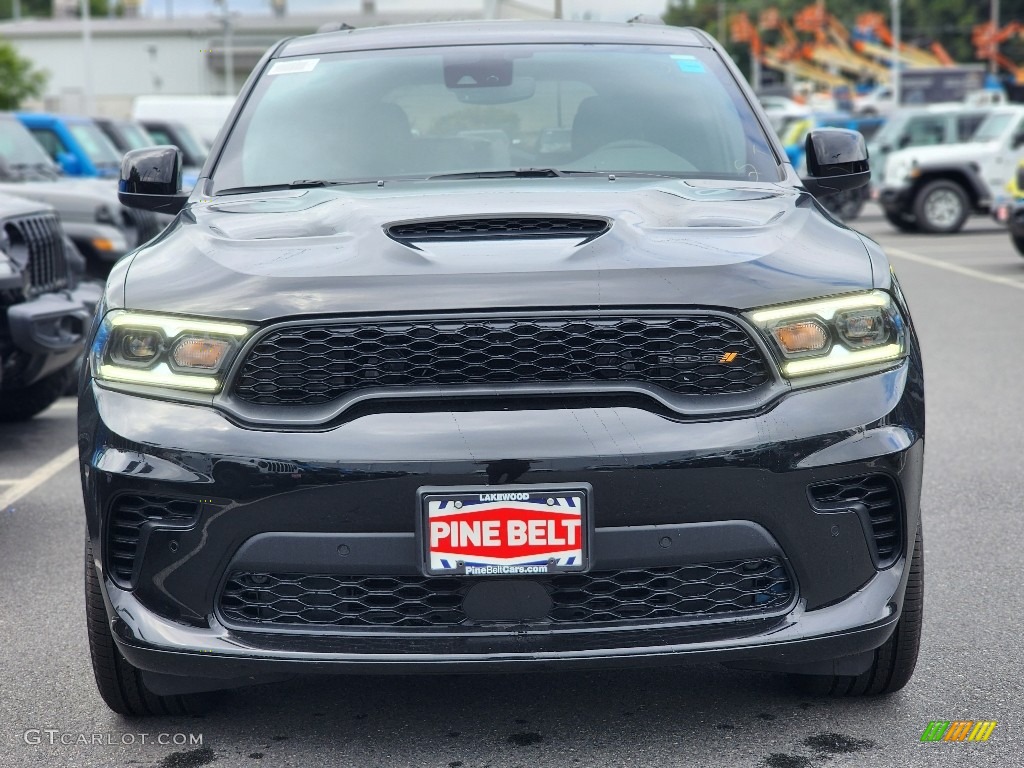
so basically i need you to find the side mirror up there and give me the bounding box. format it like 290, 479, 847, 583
802, 128, 870, 195
118, 145, 188, 214
1012, 132, 1024, 150
56, 151, 82, 176
1016, 163, 1024, 193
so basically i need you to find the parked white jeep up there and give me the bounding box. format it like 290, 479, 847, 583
877, 106, 1024, 233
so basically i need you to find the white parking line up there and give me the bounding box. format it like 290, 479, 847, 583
887, 246, 1024, 292
0, 446, 79, 510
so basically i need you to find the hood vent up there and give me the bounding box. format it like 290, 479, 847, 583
387, 216, 609, 243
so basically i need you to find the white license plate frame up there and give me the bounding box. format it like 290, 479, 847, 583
417, 483, 591, 577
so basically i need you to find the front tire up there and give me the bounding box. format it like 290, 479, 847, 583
0, 364, 74, 422
914, 180, 969, 234
822, 189, 866, 222
1012, 233, 1024, 257
790, 526, 923, 697
85, 537, 216, 716
883, 208, 918, 233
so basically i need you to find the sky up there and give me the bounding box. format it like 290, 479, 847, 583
139, 0, 671, 22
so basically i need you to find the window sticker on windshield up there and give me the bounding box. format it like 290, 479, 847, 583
670, 54, 706, 74
268, 59, 319, 76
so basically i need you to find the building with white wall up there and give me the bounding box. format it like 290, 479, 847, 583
0, 1, 556, 117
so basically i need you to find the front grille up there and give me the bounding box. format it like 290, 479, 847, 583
387, 216, 609, 242
219, 558, 794, 629
233, 315, 771, 406
3, 213, 68, 295
809, 474, 902, 566
106, 494, 202, 586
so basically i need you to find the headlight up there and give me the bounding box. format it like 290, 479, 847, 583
91, 310, 252, 393
745, 290, 907, 382
885, 156, 917, 185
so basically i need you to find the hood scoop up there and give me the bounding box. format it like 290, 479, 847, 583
387, 216, 610, 244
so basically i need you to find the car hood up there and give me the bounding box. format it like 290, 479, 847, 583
123, 178, 876, 321
887, 140, 995, 167
0, 177, 120, 218
0, 191, 54, 218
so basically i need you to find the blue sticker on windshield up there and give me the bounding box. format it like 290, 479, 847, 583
671, 55, 706, 74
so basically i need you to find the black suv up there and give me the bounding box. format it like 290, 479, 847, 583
1, 193, 97, 419
80, 21, 925, 715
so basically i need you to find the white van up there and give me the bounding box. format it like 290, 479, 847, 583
131, 96, 236, 149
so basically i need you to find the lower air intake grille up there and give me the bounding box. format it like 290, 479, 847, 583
233, 314, 772, 406
106, 495, 202, 586
387, 216, 609, 242
809, 474, 902, 566
219, 558, 794, 629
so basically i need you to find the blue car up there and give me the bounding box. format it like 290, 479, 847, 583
16, 113, 123, 178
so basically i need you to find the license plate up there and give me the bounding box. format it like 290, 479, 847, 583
418, 485, 590, 576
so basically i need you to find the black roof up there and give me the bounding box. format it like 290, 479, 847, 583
278, 20, 708, 59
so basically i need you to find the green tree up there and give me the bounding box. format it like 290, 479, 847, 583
0, 0, 111, 19
0, 38, 47, 110
0, 0, 50, 19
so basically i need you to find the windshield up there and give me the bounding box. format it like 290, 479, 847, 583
69, 122, 123, 166
868, 113, 908, 148
171, 125, 209, 163
118, 122, 155, 150
0, 118, 58, 168
972, 113, 1015, 143
213, 44, 780, 192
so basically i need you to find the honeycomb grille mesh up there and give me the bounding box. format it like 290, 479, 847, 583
809, 474, 902, 565
219, 558, 794, 629
107, 495, 202, 586
233, 315, 771, 406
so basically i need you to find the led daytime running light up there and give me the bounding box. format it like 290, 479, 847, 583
749, 292, 889, 324
108, 313, 249, 339
782, 344, 904, 377
98, 363, 222, 392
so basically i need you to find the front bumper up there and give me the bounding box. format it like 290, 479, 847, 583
80, 358, 924, 685
877, 184, 912, 214
4, 282, 100, 385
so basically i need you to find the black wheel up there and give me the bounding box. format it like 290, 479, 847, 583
790, 526, 923, 697
823, 189, 867, 222
1012, 233, 1024, 257
0, 364, 74, 422
913, 180, 969, 234
85, 537, 217, 716
883, 208, 918, 233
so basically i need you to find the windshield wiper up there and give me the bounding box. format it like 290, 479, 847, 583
215, 179, 380, 196
426, 168, 691, 182
427, 168, 583, 181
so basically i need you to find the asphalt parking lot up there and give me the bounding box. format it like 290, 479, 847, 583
1, 204, 1022, 768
